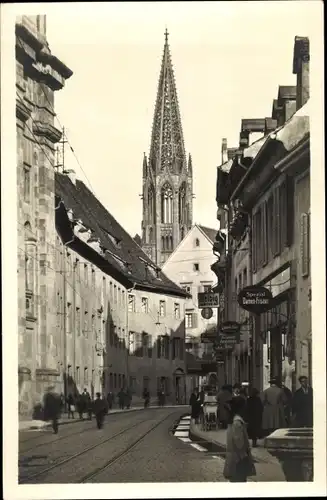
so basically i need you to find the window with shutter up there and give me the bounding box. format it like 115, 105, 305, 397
300, 212, 310, 277
165, 336, 170, 359
252, 212, 257, 273
280, 181, 287, 249
273, 187, 281, 256
286, 176, 294, 247
157, 336, 161, 358
147, 334, 153, 358
135, 332, 142, 357
179, 338, 184, 360
262, 202, 268, 266
142, 332, 148, 357
267, 195, 274, 261
192, 312, 198, 329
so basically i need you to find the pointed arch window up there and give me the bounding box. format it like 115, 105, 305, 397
179, 183, 186, 224
161, 183, 173, 223
148, 185, 155, 224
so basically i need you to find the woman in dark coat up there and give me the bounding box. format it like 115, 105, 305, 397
190, 388, 200, 421
246, 388, 263, 447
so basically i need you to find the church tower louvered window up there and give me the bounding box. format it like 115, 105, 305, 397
140, 29, 193, 266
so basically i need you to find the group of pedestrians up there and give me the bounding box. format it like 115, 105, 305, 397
190, 375, 313, 482
43, 387, 110, 433
223, 376, 313, 482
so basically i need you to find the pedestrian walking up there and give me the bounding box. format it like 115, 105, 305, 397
93, 392, 108, 429
223, 397, 256, 482
117, 388, 125, 410
282, 383, 293, 427
246, 388, 263, 447
189, 388, 201, 423
143, 388, 150, 408
67, 393, 75, 419
107, 391, 114, 411
260, 378, 287, 437
125, 387, 132, 409
43, 386, 61, 434
76, 394, 84, 419
292, 376, 313, 427
157, 390, 165, 407
217, 385, 232, 429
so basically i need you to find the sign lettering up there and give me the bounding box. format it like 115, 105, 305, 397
198, 292, 220, 309
238, 286, 273, 314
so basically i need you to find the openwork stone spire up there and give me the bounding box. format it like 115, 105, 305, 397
141, 30, 193, 267
149, 29, 186, 173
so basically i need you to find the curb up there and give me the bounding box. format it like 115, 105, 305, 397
189, 424, 276, 465
20, 405, 188, 431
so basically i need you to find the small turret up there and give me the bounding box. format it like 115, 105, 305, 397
143, 152, 148, 178
188, 153, 193, 175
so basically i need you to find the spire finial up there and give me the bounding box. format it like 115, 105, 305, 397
164, 27, 169, 44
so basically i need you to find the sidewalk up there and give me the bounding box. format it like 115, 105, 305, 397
189, 421, 280, 465
19, 404, 187, 431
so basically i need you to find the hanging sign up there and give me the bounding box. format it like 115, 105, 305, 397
220, 321, 241, 334
217, 331, 240, 349
201, 307, 213, 319
238, 286, 273, 314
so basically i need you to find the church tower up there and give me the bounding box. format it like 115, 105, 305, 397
141, 30, 193, 266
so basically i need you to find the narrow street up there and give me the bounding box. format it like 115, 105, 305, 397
19, 407, 282, 483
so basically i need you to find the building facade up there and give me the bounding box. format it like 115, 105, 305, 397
17, 19, 188, 416
162, 224, 219, 397
55, 171, 188, 409
214, 36, 310, 392
141, 31, 193, 266
16, 15, 73, 415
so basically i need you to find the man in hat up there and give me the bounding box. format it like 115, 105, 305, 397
93, 392, 108, 429
292, 376, 313, 427
260, 378, 287, 437
43, 386, 61, 434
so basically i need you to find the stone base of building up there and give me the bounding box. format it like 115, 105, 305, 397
18, 366, 63, 418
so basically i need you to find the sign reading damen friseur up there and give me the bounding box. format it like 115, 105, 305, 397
238, 286, 273, 314
198, 292, 219, 309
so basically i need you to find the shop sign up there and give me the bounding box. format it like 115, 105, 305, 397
238, 286, 273, 314
198, 292, 220, 309
220, 321, 241, 334
217, 331, 240, 349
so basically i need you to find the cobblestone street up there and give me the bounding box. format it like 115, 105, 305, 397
19, 408, 286, 483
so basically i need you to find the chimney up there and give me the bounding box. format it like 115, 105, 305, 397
293, 36, 310, 111
221, 138, 228, 164
63, 169, 76, 185
285, 100, 297, 122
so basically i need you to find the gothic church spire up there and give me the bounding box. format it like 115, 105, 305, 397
149, 28, 187, 173
141, 30, 193, 266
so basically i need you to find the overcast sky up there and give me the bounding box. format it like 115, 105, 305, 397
39, 1, 320, 237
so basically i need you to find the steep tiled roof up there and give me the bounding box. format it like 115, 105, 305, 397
55, 173, 187, 297
198, 225, 217, 243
